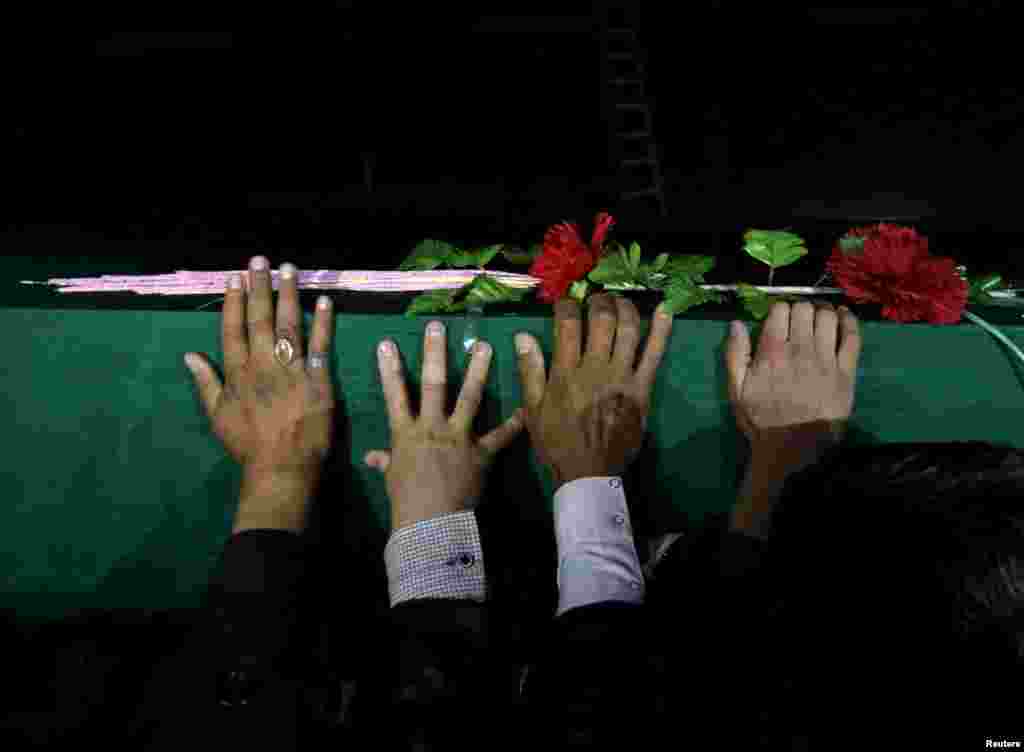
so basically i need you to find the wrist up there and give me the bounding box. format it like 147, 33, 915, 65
235, 467, 318, 534
730, 431, 838, 540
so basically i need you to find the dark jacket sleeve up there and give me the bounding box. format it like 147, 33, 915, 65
519, 601, 664, 748
127, 529, 328, 750
353, 598, 524, 750
646, 513, 797, 747
517, 514, 791, 748
127, 529, 525, 751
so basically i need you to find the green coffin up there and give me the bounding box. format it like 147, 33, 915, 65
4, 255, 1024, 622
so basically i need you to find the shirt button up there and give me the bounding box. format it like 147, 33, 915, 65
460, 554, 475, 567
609, 478, 621, 488
613, 514, 625, 525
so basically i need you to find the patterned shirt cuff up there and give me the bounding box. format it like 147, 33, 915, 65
384, 510, 487, 607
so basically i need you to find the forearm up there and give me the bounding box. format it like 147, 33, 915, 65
731, 428, 840, 540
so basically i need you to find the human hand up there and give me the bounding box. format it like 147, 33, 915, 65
513, 294, 674, 490
724, 300, 862, 456
364, 320, 525, 532
185, 257, 337, 482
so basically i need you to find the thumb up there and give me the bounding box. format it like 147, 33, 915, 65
723, 320, 750, 407
184, 352, 222, 417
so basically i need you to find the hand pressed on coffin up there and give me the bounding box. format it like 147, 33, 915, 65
185, 256, 336, 533
364, 320, 525, 533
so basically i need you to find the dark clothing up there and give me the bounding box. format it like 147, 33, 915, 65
119, 515, 790, 750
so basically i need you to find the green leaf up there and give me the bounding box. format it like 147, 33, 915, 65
659, 276, 724, 316
569, 279, 590, 302
662, 255, 716, 278
403, 287, 459, 318
462, 273, 529, 307
588, 250, 635, 285
652, 253, 669, 272
446, 245, 503, 268
605, 240, 626, 257
734, 282, 803, 320
628, 241, 641, 273
742, 229, 809, 269
399, 239, 459, 271
447, 250, 479, 267
967, 272, 1007, 306
501, 245, 539, 265
838, 235, 865, 255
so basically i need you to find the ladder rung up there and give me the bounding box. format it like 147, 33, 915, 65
621, 157, 658, 167
621, 187, 664, 200
609, 77, 643, 87
617, 130, 651, 139
606, 52, 636, 61
613, 102, 649, 110
606, 27, 637, 37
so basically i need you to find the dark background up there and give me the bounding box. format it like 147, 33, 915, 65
5, 4, 1023, 294
3, 8, 1024, 742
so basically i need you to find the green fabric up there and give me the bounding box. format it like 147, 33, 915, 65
4, 256, 1024, 622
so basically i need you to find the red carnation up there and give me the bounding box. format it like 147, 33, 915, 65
528, 212, 616, 304
825, 223, 968, 324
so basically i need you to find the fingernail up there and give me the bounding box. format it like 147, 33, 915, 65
428, 321, 444, 336
228, 274, 242, 289
279, 262, 297, 279
515, 333, 532, 354
475, 341, 491, 356
379, 341, 393, 356
731, 321, 743, 336
317, 295, 330, 310
250, 256, 268, 270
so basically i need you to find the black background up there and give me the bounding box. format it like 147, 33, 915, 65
5, 5, 1022, 286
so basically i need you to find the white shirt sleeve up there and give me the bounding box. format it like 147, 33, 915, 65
553, 476, 645, 618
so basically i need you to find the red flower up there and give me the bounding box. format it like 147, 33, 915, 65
825, 223, 968, 324
528, 212, 616, 304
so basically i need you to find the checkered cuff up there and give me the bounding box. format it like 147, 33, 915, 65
384, 511, 487, 607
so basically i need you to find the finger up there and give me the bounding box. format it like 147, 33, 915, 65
421, 320, 448, 422
724, 318, 751, 409
275, 262, 304, 368
364, 449, 391, 474
814, 302, 838, 358
477, 408, 526, 458
307, 294, 334, 391
610, 296, 642, 371
377, 339, 414, 434
836, 307, 863, 376
761, 301, 790, 348
186, 352, 224, 422
788, 301, 816, 346
222, 272, 249, 375
634, 304, 674, 394
584, 293, 618, 364
450, 340, 493, 431
553, 297, 582, 371
515, 332, 546, 413
246, 256, 276, 357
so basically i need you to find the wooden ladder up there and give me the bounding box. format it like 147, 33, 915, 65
599, 19, 668, 220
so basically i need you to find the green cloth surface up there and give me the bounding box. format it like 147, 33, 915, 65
4, 255, 1024, 622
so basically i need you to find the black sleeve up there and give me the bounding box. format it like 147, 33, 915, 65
518, 601, 663, 748
127, 530, 338, 750
645, 513, 798, 747
347, 598, 525, 750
